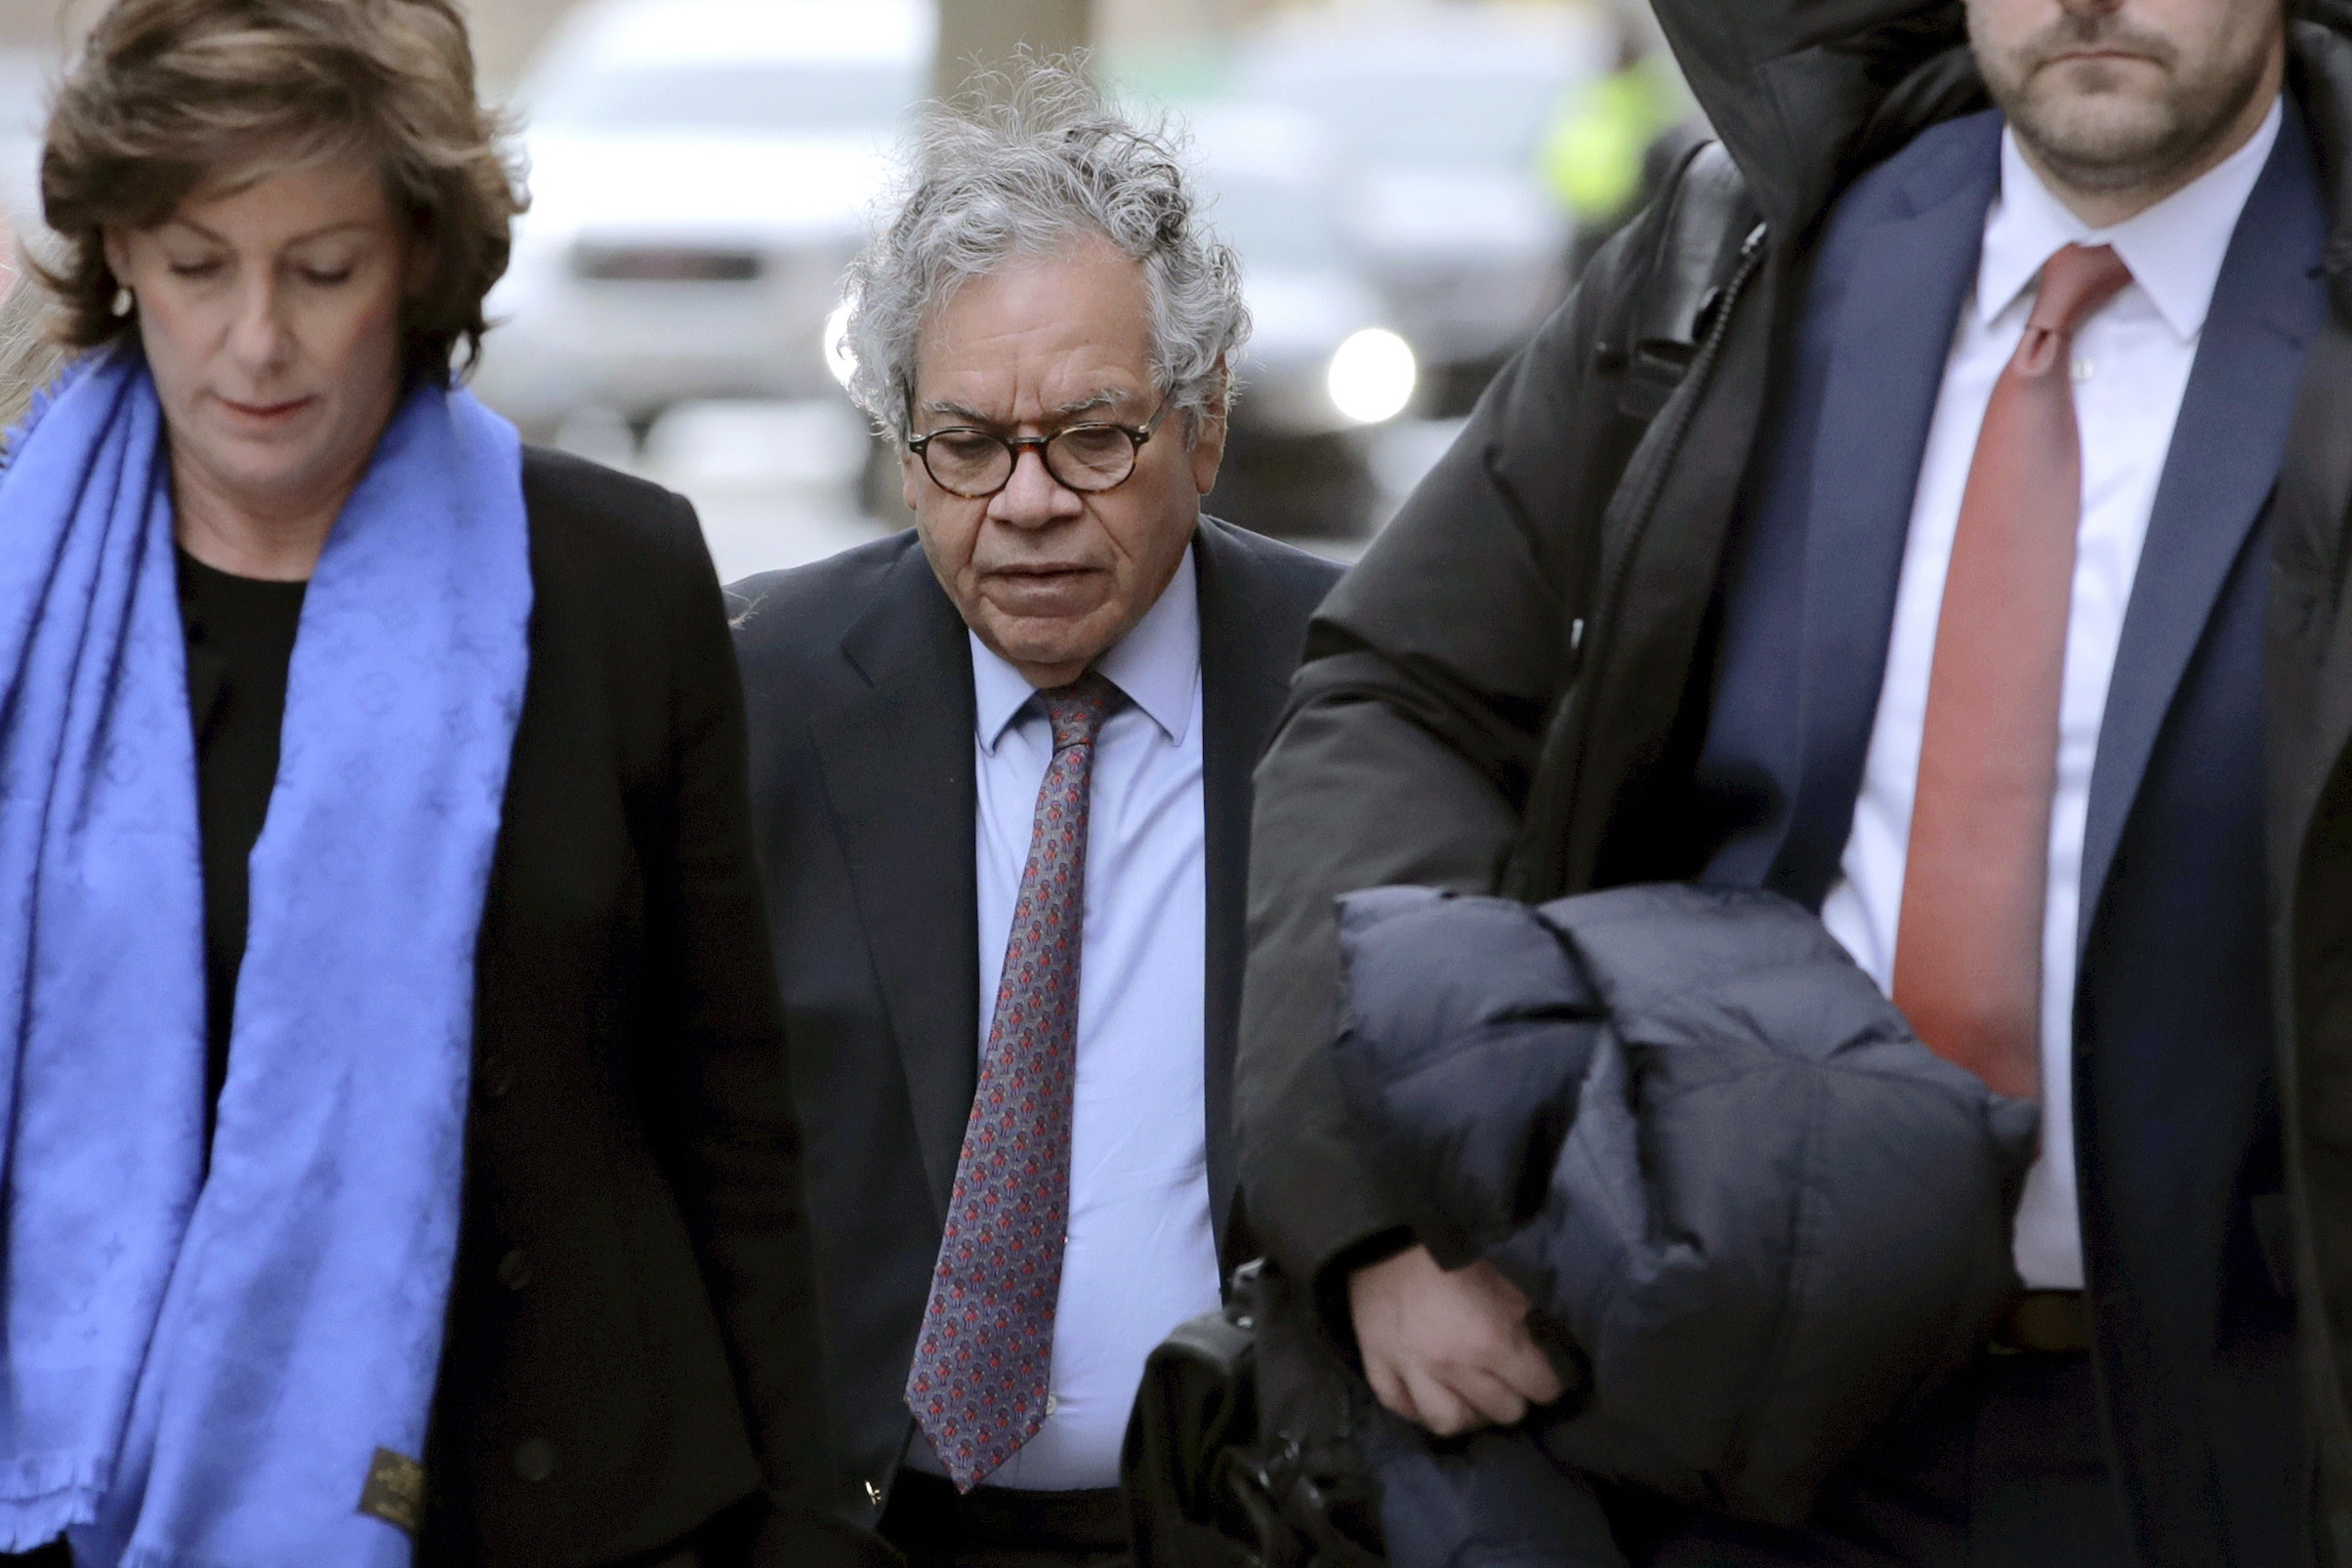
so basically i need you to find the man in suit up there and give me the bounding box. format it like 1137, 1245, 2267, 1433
731, 63, 1340, 1568
1238, 0, 2352, 1560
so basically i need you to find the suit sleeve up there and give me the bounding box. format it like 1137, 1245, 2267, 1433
644, 500, 895, 1568
1237, 227, 1651, 1300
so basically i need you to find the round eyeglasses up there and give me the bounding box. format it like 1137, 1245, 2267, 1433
907, 401, 1170, 499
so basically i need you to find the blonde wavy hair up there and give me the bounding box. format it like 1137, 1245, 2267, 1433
0, 278, 63, 438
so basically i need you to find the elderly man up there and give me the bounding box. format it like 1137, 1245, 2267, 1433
730, 64, 1340, 1568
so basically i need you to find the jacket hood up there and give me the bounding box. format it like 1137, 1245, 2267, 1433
1649, 0, 1969, 237
1654, 0, 2352, 283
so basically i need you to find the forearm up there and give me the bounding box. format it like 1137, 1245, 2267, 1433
668, 930, 871, 1561
1237, 694, 1526, 1291
1236, 233, 1642, 1310
651, 508, 848, 1536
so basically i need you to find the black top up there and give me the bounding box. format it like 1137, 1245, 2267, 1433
176, 550, 307, 1129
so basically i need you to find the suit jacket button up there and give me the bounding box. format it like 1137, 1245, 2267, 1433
497, 1248, 533, 1291
478, 1054, 513, 1100
515, 1438, 556, 1482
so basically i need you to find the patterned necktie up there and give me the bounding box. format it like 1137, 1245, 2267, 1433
907, 671, 1121, 1491
1892, 243, 2133, 1100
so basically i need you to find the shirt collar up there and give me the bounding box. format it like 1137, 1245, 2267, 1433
970, 542, 1201, 753
1977, 95, 2281, 341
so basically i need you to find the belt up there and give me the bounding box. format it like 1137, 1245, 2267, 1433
883, 1468, 1128, 1556
1991, 1289, 2090, 1354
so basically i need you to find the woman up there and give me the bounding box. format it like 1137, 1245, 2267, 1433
0, 3, 870, 1565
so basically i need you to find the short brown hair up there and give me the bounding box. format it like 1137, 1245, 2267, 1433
36, 0, 526, 382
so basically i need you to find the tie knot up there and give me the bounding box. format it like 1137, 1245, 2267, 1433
1041, 671, 1120, 751
2028, 243, 2132, 342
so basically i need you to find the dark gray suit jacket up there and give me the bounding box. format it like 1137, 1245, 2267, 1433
729, 518, 1339, 1530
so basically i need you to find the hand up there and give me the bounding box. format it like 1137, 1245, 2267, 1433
1347, 1245, 1564, 1436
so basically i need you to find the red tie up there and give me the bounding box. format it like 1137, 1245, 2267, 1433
1891, 243, 2133, 1100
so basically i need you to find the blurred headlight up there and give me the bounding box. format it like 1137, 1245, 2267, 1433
823, 298, 857, 390
1326, 328, 1417, 426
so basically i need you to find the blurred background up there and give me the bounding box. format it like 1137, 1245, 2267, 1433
0, 0, 1695, 574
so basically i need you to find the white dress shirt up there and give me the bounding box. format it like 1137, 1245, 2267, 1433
905, 548, 1222, 1491
1818, 101, 2280, 1290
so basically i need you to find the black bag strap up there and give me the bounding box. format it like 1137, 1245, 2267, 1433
1125, 1279, 1262, 1566
1125, 1262, 1387, 1568
1600, 140, 1757, 423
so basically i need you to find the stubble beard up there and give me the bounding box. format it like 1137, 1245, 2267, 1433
1983, 11, 2277, 199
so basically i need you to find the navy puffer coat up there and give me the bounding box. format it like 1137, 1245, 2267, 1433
1331, 884, 2037, 1556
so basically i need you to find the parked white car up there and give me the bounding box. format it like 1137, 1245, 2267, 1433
473, 0, 932, 438
1183, 103, 1416, 537
1189, 103, 1412, 437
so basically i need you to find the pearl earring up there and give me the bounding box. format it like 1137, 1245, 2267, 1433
110, 286, 133, 317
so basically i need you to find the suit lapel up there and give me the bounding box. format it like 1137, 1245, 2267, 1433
2082, 117, 2329, 948
1776, 115, 2001, 904
808, 548, 979, 1218
1193, 520, 1294, 1262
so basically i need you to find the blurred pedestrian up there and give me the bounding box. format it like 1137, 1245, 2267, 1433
1240, 0, 2341, 1560
729, 62, 1340, 1568
0, 2, 867, 1564
1537, 2, 1702, 272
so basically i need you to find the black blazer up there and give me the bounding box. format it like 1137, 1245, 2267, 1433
730, 518, 1339, 1529
416, 450, 853, 1567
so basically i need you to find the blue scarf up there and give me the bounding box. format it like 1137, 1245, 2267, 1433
0, 348, 532, 1567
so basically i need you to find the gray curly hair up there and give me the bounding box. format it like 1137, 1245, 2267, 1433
844, 58, 1248, 444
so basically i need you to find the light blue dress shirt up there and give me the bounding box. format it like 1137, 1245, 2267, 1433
905, 549, 1223, 1492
